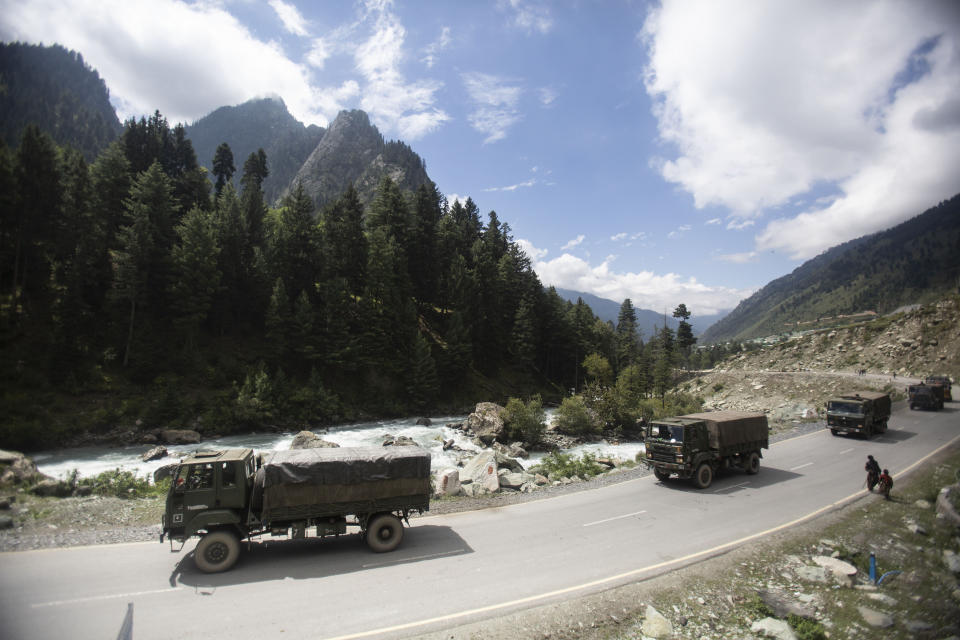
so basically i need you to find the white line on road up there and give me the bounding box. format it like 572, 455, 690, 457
839, 448, 854, 454
32, 587, 183, 609
361, 548, 466, 568
790, 462, 814, 471
583, 511, 647, 527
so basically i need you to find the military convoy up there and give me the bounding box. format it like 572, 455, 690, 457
925, 375, 953, 403
825, 392, 891, 438
162, 446, 431, 573
642, 411, 769, 489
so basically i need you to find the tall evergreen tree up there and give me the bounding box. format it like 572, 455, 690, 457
170, 205, 220, 350
212, 142, 235, 197
615, 298, 641, 371
673, 303, 697, 367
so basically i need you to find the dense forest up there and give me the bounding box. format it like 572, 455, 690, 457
0, 113, 697, 451
703, 194, 960, 343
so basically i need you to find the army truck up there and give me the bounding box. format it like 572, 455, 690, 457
909, 384, 943, 411
925, 375, 953, 402
826, 392, 890, 437
643, 411, 769, 489
161, 446, 431, 573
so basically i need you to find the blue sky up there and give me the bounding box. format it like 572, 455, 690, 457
3, 0, 959, 317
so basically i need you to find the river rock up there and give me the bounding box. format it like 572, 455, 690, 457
813, 555, 857, 584
415, 417, 432, 426
30, 478, 70, 498
460, 451, 500, 493
382, 435, 417, 447
140, 445, 168, 462
498, 470, 535, 489
750, 617, 798, 640
159, 429, 202, 445
641, 605, 673, 639
154, 464, 178, 483
0, 449, 42, 485
0, 515, 13, 530
493, 451, 524, 473
289, 431, 340, 449
434, 468, 461, 496
857, 605, 893, 628
466, 403, 506, 445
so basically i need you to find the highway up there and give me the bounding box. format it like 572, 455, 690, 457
1, 403, 957, 639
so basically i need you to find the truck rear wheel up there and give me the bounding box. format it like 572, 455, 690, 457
195, 530, 241, 573
653, 467, 671, 482
745, 452, 760, 475
366, 514, 403, 553
693, 463, 713, 489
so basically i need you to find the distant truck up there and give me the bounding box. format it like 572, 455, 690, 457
909, 384, 943, 411
924, 375, 953, 402
826, 392, 891, 437
643, 411, 769, 489
161, 447, 431, 573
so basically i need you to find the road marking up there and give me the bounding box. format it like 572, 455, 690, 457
582, 510, 647, 527
32, 587, 182, 609
361, 548, 466, 568
839, 448, 854, 455
319, 433, 960, 640
711, 482, 749, 494
790, 462, 814, 471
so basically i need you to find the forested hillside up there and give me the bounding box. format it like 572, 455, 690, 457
702, 195, 960, 343
186, 97, 324, 206
0, 43, 121, 160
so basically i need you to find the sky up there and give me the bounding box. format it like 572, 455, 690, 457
2, 0, 960, 318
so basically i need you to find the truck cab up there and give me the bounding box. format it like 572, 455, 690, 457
163, 449, 255, 543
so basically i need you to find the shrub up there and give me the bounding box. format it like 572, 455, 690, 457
554, 395, 601, 436
502, 395, 546, 446
787, 614, 827, 640
76, 468, 165, 499
534, 451, 606, 479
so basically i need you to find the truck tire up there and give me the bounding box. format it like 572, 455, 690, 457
693, 463, 713, 489
830, 429, 839, 436
745, 452, 760, 475
366, 514, 403, 553
195, 530, 241, 573
910, 403, 916, 410
653, 467, 671, 482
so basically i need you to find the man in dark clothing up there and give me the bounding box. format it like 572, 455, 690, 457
865, 455, 881, 492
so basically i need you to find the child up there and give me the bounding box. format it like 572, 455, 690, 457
878, 469, 893, 500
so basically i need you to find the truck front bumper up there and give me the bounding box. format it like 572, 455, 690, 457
644, 460, 693, 477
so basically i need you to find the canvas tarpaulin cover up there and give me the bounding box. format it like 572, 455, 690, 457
680, 412, 769, 450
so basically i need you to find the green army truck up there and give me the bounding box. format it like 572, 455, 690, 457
909, 384, 944, 411
826, 392, 891, 437
925, 375, 953, 402
643, 411, 769, 489
161, 446, 431, 573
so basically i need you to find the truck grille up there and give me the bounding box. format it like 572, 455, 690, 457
648, 446, 679, 463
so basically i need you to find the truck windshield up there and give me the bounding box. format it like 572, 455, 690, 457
648, 424, 684, 442
828, 401, 864, 414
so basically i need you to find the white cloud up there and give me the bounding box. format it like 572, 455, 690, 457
532, 252, 750, 316
463, 72, 524, 143
502, 0, 554, 35
667, 224, 692, 239
716, 251, 758, 264
0, 0, 328, 126
538, 86, 558, 106
269, 0, 309, 37
306, 38, 331, 69
561, 235, 585, 250
611, 232, 628, 241
706, 218, 722, 225
517, 238, 549, 261
421, 26, 451, 68
642, 0, 960, 259
485, 179, 536, 192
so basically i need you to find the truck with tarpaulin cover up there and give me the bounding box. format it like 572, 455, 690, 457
924, 375, 953, 402
642, 411, 769, 489
909, 383, 943, 411
826, 392, 891, 437
161, 446, 431, 572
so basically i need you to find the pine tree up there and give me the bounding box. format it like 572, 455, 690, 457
615, 298, 640, 370
170, 205, 220, 350
407, 332, 439, 409
212, 142, 235, 197
673, 303, 697, 367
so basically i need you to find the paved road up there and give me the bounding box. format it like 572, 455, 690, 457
1, 403, 957, 640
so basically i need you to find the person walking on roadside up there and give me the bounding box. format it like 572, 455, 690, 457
878, 469, 893, 500
865, 455, 881, 492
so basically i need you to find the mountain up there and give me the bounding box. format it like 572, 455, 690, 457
0, 42, 121, 160
553, 288, 726, 338
702, 194, 960, 343
288, 109, 431, 210
186, 97, 324, 205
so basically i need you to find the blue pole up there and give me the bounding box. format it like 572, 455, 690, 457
869, 551, 876, 584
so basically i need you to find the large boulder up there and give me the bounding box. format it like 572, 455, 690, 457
154, 464, 178, 483
434, 468, 461, 496
140, 445, 168, 462
382, 435, 417, 447
0, 449, 42, 485
494, 451, 525, 473
498, 470, 536, 490
466, 403, 506, 445
460, 451, 500, 493
159, 429, 202, 445
289, 431, 340, 449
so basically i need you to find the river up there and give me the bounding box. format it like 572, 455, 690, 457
32, 413, 646, 481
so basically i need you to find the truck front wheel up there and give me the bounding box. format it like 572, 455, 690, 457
745, 452, 760, 475
693, 463, 713, 489
653, 467, 671, 482
366, 514, 403, 553
195, 530, 241, 573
